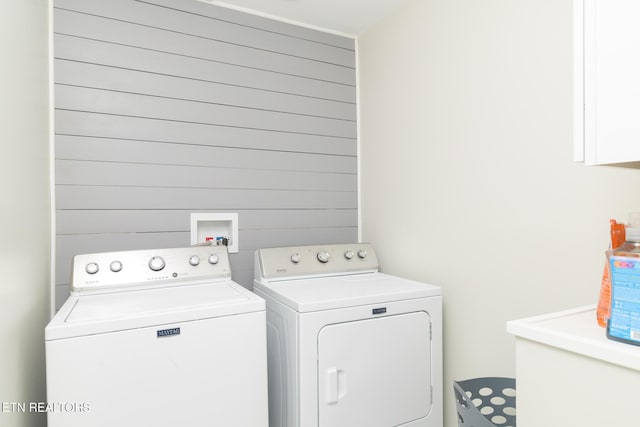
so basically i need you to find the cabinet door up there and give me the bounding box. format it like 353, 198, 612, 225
577, 0, 640, 165
317, 312, 432, 427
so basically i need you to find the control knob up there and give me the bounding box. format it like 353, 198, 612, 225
149, 256, 166, 272
110, 261, 123, 273
189, 255, 200, 266
85, 262, 99, 275
208, 254, 219, 265
291, 253, 301, 264
344, 250, 354, 260
358, 249, 368, 259
317, 251, 330, 263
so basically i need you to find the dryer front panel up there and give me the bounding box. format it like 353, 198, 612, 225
317, 311, 431, 427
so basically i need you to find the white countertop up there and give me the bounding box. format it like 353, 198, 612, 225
507, 305, 640, 372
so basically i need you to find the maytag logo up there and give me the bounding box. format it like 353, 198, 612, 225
157, 327, 180, 338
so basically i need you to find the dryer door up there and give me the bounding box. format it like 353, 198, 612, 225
318, 311, 432, 427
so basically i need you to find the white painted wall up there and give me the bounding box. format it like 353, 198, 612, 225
358, 0, 640, 425
0, 2, 51, 427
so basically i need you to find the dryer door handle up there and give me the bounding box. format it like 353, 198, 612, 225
326, 367, 346, 404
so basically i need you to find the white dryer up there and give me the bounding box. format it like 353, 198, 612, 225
46, 245, 268, 427
253, 243, 442, 427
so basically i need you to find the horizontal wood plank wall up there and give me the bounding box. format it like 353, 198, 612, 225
54, 0, 357, 309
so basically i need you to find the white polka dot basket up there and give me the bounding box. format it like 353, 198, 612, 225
453, 377, 516, 427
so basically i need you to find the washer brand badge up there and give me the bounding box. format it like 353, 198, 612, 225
157, 327, 180, 338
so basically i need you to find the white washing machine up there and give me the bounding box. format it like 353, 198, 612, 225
45, 245, 268, 427
253, 243, 442, 427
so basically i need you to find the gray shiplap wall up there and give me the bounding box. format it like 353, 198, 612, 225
54, 0, 357, 308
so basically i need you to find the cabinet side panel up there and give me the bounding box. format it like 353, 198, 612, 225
573, 0, 585, 162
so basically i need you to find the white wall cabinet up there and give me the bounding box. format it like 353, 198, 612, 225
574, 0, 640, 165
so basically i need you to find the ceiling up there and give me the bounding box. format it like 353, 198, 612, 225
206, 0, 410, 37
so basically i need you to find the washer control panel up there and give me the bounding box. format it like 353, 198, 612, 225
71, 245, 231, 293
255, 243, 378, 280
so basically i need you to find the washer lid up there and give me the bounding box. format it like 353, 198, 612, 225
45, 281, 264, 340
254, 272, 440, 312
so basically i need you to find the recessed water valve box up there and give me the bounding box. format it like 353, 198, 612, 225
190, 213, 239, 253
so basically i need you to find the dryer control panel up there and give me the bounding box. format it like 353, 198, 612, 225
255, 243, 378, 280
71, 245, 232, 293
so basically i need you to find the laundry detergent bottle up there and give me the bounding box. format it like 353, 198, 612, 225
606, 212, 640, 345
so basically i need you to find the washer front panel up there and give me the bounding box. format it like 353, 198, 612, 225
46, 310, 268, 427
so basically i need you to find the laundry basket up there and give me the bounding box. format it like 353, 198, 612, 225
453, 377, 516, 427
